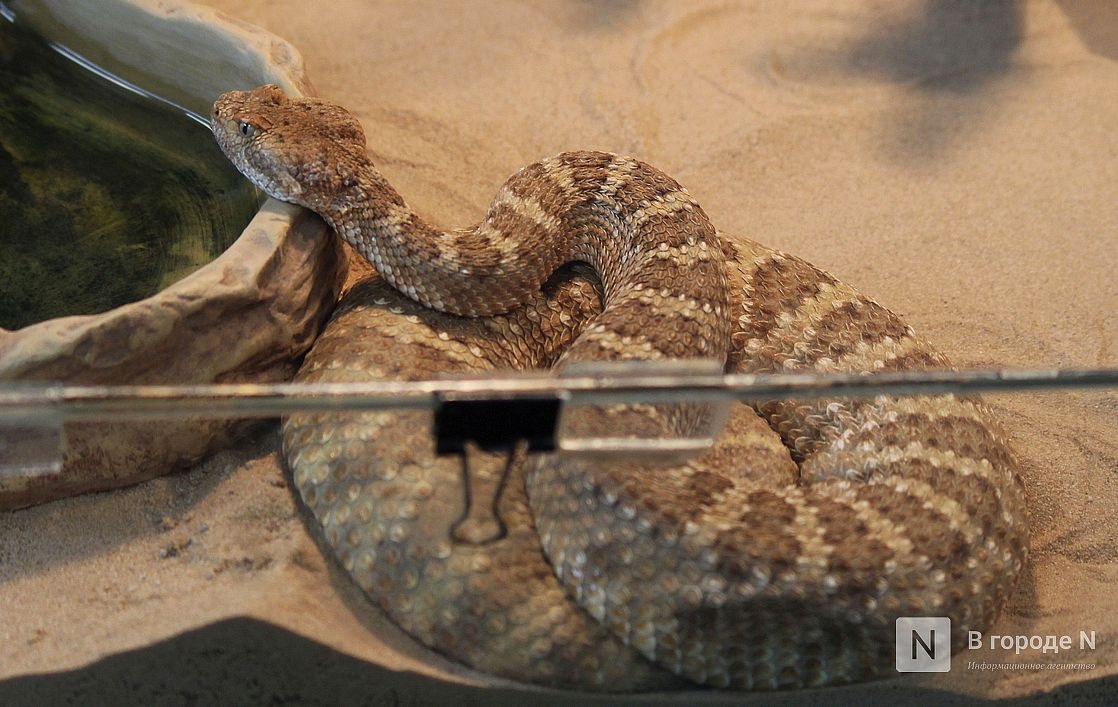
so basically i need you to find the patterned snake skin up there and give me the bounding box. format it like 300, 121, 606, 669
212, 85, 1028, 690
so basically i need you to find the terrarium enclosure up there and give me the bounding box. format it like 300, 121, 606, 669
1, 1, 1117, 705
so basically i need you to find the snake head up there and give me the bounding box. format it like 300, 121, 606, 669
211, 84, 368, 210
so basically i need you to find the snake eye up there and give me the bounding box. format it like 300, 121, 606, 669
239, 121, 256, 137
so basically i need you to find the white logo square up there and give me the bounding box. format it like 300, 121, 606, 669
896, 616, 952, 673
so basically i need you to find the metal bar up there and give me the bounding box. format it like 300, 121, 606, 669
0, 367, 1115, 422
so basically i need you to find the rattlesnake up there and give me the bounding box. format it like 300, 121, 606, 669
212, 85, 1028, 690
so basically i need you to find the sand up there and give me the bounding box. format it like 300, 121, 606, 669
3, 0, 1117, 703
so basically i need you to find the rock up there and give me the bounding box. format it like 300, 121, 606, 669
0, 0, 342, 508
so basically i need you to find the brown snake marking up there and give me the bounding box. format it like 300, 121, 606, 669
213, 85, 1028, 691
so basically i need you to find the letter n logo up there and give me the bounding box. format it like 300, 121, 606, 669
895, 617, 952, 672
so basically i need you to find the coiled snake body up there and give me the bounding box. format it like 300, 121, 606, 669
213, 85, 1027, 690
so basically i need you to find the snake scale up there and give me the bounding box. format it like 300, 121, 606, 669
212, 85, 1028, 691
